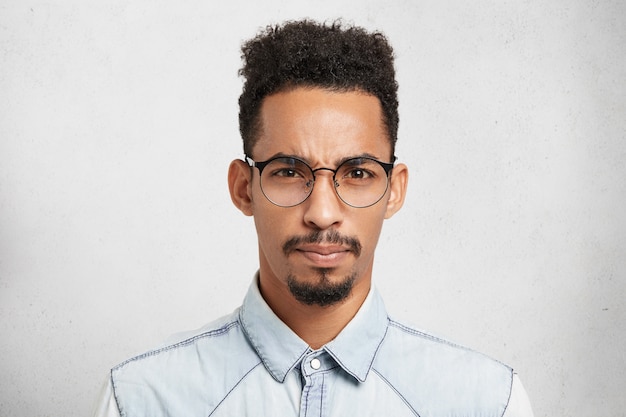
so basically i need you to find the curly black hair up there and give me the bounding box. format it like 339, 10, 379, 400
238, 20, 399, 157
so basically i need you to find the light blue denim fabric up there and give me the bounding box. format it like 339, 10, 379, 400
110, 280, 514, 416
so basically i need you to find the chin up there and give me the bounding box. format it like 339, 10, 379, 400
286, 269, 356, 307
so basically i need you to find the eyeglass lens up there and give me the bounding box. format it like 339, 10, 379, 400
258, 157, 391, 208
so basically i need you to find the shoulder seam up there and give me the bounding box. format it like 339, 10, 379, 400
388, 319, 465, 349
208, 361, 263, 416
371, 367, 421, 417
113, 320, 241, 370
387, 319, 511, 369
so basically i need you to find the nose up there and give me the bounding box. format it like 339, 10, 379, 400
302, 171, 344, 230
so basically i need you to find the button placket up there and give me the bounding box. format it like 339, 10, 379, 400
298, 353, 328, 417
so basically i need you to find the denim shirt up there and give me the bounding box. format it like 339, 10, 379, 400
101, 280, 532, 417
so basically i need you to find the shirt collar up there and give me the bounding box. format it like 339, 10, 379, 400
239, 275, 389, 383
323, 285, 389, 382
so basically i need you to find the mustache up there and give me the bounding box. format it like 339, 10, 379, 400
282, 230, 362, 257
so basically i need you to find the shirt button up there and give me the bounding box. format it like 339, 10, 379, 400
310, 358, 321, 370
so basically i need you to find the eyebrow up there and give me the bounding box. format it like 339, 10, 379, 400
336, 153, 382, 165
263, 152, 384, 166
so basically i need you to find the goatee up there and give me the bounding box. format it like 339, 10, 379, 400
287, 269, 356, 307
283, 230, 361, 306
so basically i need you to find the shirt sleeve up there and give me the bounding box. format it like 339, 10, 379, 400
91, 375, 121, 417
503, 373, 534, 417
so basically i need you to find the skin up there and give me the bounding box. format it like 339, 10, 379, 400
228, 87, 408, 349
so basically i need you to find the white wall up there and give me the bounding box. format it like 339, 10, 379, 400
1, 1, 624, 416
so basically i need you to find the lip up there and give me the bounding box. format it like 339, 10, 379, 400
295, 245, 352, 268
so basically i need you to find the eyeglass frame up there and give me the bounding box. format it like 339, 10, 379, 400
245, 154, 397, 208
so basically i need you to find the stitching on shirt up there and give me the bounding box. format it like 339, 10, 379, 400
320, 372, 325, 415
371, 368, 421, 417
388, 319, 514, 416
110, 370, 125, 417
325, 320, 389, 382
500, 370, 515, 417
113, 321, 240, 370
367, 320, 389, 376
239, 306, 311, 383
207, 361, 263, 417
302, 376, 311, 417
388, 319, 511, 369
388, 319, 466, 348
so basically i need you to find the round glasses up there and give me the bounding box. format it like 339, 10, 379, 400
246, 155, 395, 208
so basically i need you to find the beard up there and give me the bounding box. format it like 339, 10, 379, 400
287, 268, 356, 307
282, 229, 362, 307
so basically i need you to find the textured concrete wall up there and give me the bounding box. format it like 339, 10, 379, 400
1, 1, 624, 416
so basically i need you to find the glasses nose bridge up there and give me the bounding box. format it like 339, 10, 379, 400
310, 166, 339, 188
311, 166, 338, 177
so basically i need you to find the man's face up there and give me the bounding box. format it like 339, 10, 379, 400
230, 87, 407, 306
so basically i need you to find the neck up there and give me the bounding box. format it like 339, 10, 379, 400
259, 274, 371, 350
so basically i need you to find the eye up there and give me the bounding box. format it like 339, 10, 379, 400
274, 168, 303, 178
344, 168, 373, 179
266, 158, 310, 180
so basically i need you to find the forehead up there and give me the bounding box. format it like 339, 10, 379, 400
252, 87, 392, 164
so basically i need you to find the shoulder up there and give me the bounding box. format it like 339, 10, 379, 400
372, 317, 513, 417
110, 308, 262, 416
380, 318, 513, 376
113, 308, 245, 373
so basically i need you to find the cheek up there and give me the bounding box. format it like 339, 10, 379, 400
254, 218, 284, 269
254, 211, 282, 243
252, 205, 298, 254
354, 211, 386, 253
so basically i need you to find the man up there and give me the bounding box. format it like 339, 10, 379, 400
94, 20, 534, 416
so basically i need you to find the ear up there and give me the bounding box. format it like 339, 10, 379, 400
384, 162, 408, 219
228, 159, 254, 216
